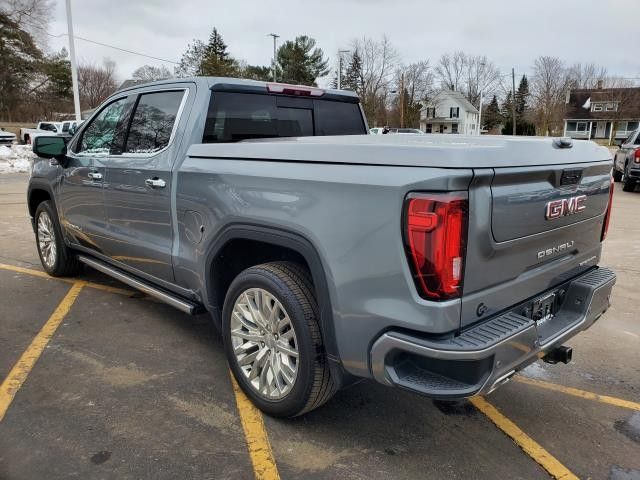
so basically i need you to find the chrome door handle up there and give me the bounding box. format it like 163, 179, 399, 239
145, 178, 166, 188
87, 171, 103, 180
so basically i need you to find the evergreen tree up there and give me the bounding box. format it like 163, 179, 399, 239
277, 36, 329, 86
515, 74, 530, 120
484, 95, 501, 130
241, 64, 272, 81
200, 28, 238, 77
0, 12, 42, 120
174, 39, 207, 77
342, 49, 364, 95
501, 91, 514, 124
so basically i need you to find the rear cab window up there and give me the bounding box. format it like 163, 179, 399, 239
202, 91, 365, 143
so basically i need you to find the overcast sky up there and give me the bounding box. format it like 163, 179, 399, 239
47, 0, 639, 87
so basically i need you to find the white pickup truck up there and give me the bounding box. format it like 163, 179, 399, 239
20, 121, 79, 144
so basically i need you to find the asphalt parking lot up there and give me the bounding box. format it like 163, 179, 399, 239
0, 172, 638, 480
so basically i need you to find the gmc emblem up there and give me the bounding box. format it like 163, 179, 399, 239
545, 195, 587, 220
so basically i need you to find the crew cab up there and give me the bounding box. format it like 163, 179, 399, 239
28, 77, 616, 417
613, 128, 640, 192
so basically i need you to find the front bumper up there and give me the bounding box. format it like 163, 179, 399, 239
370, 267, 616, 399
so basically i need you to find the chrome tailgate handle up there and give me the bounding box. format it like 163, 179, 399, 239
145, 178, 166, 188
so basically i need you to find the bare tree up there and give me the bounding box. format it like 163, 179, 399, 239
567, 63, 608, 89
435, 51, 500, 107
435, 51, 466, 92
78, 59, 118, 110
350, 35, 399, 125
531, 56, 569, 136
132, 64, 173, 82
392, 61, 435, 127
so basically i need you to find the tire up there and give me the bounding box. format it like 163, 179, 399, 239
622, 177, 636, 192
223, 261, 337, 417
34, 201, 81, 277
613, 168, 623, 182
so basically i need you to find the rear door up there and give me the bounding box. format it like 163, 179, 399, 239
101, 87, 189, 283
461, 161, 611, 327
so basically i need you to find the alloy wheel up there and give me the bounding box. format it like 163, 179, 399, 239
230, 288, 299, 400
37, 211, 57, 268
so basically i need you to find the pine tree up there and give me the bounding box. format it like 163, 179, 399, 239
277, 36, 329, 86
342, 49, 364, 95
200, 28, 238, 77
484, 95, 501, 130
515, 74, 530, 120
501, 91, 514, 123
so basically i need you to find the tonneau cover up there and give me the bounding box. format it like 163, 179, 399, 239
186, 134, 611, 169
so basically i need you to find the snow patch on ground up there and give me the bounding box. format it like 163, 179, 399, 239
521, 361, 551, 380
0, 145, 35, 174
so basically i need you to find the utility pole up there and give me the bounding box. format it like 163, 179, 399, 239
268, 33, 280, 82
399, 72, 405, 128
477, 90, 483, 135
511, 68, 516, 136
65, 0, 81, 122
337, 49, 350, 89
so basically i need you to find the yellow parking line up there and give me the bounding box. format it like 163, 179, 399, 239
515, 376, 640, 411
229, 371, 280, 480
0, 262, 136, 297
0, 281, 85, 422
471, 396, 578, 480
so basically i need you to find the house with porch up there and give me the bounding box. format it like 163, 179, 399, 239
564, 86, 640, 144
420, 90, 479, 135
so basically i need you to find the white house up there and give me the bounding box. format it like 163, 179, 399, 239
420, 90, 480, 135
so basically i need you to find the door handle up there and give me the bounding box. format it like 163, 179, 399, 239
87, 171, 103, 180
145, 178, 166, 188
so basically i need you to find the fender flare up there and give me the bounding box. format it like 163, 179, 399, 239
203, 223, 340, 364
27, 180, 58, 229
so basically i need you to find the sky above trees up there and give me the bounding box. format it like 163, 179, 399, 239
43, 0, 639, 85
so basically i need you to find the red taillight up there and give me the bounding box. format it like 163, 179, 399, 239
634, 149, 640, 163
266, 83, 324, 97
403, 193, 468, 301
601, 175, 614, 241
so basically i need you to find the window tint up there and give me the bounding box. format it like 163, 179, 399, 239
125, 91, 184, 154
315, 101, 364, 135
78, 98, 128, 155
635, 133, 640, 145
62, 122, 70, 132
203, 92, 365, 143
40, 123, 57, 132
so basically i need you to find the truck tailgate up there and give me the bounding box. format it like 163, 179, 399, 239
461, 160, 612, 328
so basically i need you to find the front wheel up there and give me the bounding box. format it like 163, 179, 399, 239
222, 262, 336, 417
34, 201, 81, 276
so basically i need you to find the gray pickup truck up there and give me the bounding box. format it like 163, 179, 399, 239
28, 77, 616, 417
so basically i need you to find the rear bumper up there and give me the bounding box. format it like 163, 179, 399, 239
627, 167, 640, 180
369, 267, 616, 399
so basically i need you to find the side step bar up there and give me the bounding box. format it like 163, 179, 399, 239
77, 255, 203, 315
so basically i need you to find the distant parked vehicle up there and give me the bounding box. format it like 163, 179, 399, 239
20, 121, 80, 144
613, 128, 640, 192
0, 128, 17, 146
370, 127, 424, 135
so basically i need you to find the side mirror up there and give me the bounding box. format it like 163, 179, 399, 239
33, 135, 67, 160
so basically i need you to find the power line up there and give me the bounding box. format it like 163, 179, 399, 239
20, 18, 179, 64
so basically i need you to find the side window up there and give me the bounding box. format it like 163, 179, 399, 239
124, 90, 184, 154
77, 98, 129, 155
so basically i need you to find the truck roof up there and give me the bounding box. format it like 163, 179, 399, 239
115, 76, 360, 102
187, 134, 612, 169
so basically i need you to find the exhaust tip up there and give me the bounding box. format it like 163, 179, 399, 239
543, 345, 573, 365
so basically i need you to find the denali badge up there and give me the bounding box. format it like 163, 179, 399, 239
545, 195, 587, 220
537, 240, 575, 259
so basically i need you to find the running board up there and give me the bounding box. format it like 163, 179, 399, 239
77, 255, 203, 315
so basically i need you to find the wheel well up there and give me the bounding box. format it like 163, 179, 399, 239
28, 189, 51, 217
209, 238, 311, 316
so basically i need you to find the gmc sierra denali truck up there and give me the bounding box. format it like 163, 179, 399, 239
28, 77, 616, 417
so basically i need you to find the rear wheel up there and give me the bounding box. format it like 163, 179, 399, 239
613, 168, 623, 182
223, 262, 336, 417
34, 201, 81, 276
622, 177, 636, 192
